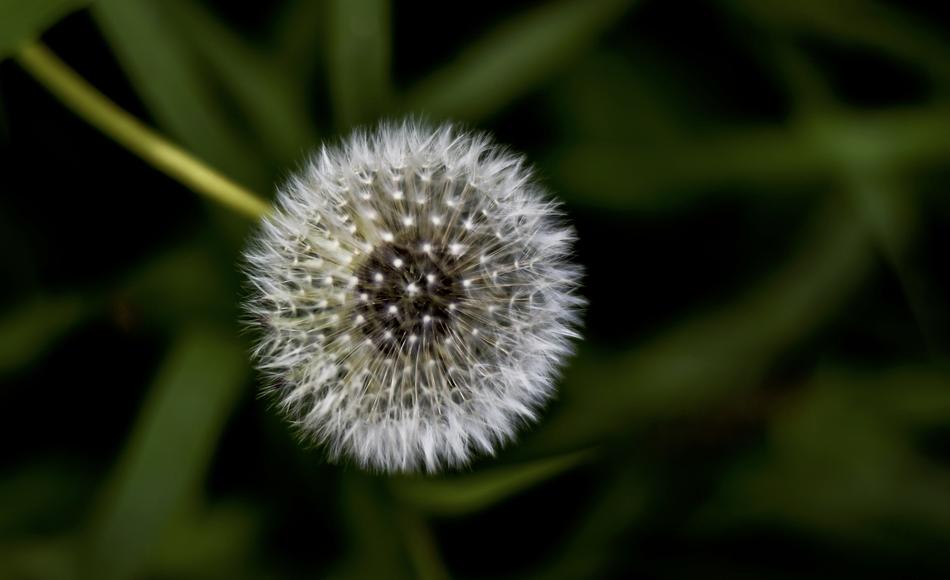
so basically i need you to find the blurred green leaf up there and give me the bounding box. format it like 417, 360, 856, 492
0, 462, 93, 535
403, 0, 636, 121
85, 327, 248, 580
337, 473, 413, 580
529, 465, 651, 580
551, 51, 686, 143
841, 170, 941, 353
774, 37, 941, 357
696, 367, 950, 550
118, 241, 234, 331
391, 450, 592, 516
155, 502, 262, 580
0, 537, 77, 580
327, 0, 391, 128
735, 0, 950, 84
549, 106, 950, 209
92, 0, 270, 190
0, 0, 87, 60
530, 198, 879, 452
273, 0, 326, 74
396, 508, 449, 580
757, 36, 839, 118
341, 483, 448, 580
867, 367, 950, 426
163, 0, 316, 167
0, 294, 90, 377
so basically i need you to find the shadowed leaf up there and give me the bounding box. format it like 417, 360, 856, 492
403, 0, 636, 121
154, 503, 262, 580
0, 294, 90, 377
273, 0, 327, 74
528, 465, 651, 580
0, 537, 77, 580
0, 0, 87, 60
0, 462, 93, 535
118, 241, 234, 331
529, 198, 879, 452
391, 450, 591, 516
735, 0, 950, 84
696, 367, 950, 550
327, 0, 391, 129
337, 473, 413, 580
93, 0, 269, 189
549, 106, 950, 210
163, 0, 316, 167
85, 328, 248, 580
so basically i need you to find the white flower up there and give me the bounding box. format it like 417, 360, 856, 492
244, 121, 583, 473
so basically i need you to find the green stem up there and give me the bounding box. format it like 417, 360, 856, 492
396, 507, 450, 580
14, 41, 270, 220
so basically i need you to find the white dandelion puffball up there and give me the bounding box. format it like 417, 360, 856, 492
245, 121, 583, 473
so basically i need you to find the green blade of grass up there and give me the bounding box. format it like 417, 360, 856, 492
326, 0, 391, 129
391, 449, 592, 516
403, 0, 636, 121
527, 464, 651, 580
866, 367, 950, 426
0, 294, 90, 377
549, 51, 686, 144
163, 0, 316, 167
529, 197, 879, 452
0, 0, 87, 60
735, 0, 950, 85
0, 462, 93, 535
337, 473, 413, 580
84, 328, 248, 580
696, 367, 950, 548
273, 0, 327, 75
843, 171, 939, 353
154, 502, 261, 579
806, 115, 940, 355
395, 508, 449, 580
773, 37, 940, 357
92, 0, 269, 190
0, 537, 77, 580
549, 106, 950, 210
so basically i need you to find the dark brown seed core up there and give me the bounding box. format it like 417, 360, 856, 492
354, 242, 464, 349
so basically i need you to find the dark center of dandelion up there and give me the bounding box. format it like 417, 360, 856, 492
354, 242, 464, 349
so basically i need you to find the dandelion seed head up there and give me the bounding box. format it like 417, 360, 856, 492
244, 121, 584, 473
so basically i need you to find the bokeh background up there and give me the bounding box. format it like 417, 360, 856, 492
2, 0, 950, 578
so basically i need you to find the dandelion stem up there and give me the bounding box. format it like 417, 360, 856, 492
14, 41, 270, 220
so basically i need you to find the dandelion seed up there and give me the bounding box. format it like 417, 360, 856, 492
244, 121, 584, 473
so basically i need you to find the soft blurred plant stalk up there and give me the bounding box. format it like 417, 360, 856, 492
14, 41, 270, 219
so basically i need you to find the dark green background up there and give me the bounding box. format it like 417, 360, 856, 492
1, 0, 949, 578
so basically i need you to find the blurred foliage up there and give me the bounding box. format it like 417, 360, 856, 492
391, 449, 593, 517
0, 294, 91, 376
1, 0, 949, 578
0, 0, 87, 59
85, 328, 248, 580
